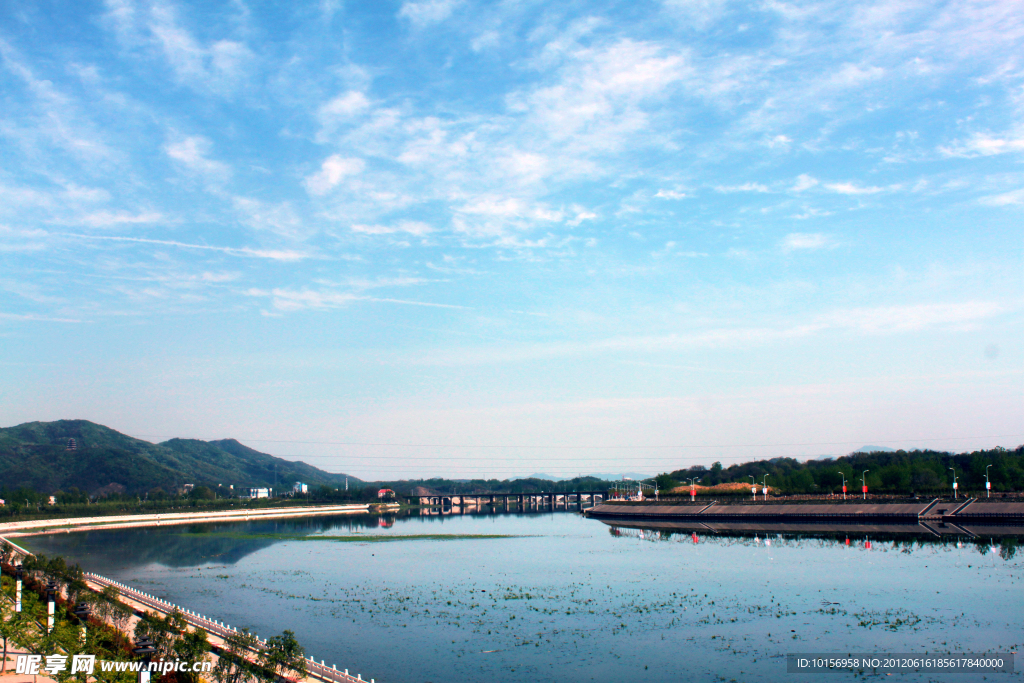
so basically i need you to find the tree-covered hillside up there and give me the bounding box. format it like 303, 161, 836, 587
0, 420, 360, 495
658, 446, 1024, 495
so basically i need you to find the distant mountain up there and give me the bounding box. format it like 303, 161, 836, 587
529, 472, 653, 481
0, 420, 360, 495
586, 472, 654, 481
855, 445, 897, 453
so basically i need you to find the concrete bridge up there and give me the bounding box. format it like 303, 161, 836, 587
418, 491, 605, 507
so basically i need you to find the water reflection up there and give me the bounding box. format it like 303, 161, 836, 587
15, 508, 1024, 683
600, 519, 1022, 560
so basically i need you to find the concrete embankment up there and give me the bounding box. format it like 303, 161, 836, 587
0, 503, 385, 538
585, 499, 1024, 524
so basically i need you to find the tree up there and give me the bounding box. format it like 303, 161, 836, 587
173, 628, 211, 683
0, 603, 35, 673
258, 630, 306, 683
212, 629, 262, 683
654, 473, 677, 492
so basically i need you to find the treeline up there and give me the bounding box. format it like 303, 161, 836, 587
375, 476, 616, 496
657, 446, 1024, 495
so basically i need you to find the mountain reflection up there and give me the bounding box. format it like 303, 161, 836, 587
21, 513, 411, 569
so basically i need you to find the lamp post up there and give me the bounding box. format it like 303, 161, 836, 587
985, 464, 993, 498
72, 603, 90, 644
132, 637, 157, 683
749, 475, 756, 500
861, 470, 869, 500
14, 564, 23, 612
45, 580, 58, 633
837, 472, 848, 501
686, 477, 701, 502
949, 467, 958, 500
762, 474, 770, 502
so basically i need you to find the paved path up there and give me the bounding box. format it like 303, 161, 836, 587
1, 504, 377, 538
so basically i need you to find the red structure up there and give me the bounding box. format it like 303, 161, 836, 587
377, 488, 396, 500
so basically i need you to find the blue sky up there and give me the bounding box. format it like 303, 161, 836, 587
1, 0, 1021, 481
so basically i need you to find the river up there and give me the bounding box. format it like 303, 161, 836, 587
18, 508, 1024, 682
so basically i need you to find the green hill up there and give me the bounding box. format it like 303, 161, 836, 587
0, 420, 359, 495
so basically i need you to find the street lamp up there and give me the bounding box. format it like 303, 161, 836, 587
985, 464, 993, 498
762, 474, 770, 502
686, 477, 701, 502
837, 471, 848, 501
45, 580, 58, 633
14, 564, 23, 612
949, 467, 958, 500
749, 475, 756, 501
72, 602, 90, 643
861, 470, 869, 500
132, 638, 157, 683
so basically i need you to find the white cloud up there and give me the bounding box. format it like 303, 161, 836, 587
62, 233, 308, 261
247, 287, 466, 312
824, 181, 884, 195
824, 302, 1005, 334
510, 39, 689, 148
351, 220, 433, 236
792, 174, 818, 192
164, 136, 231, 181
398, 0, 461, 26
715, 182, 769, 193
111, 1, 255, 94
655, 189, 688, 199
940, 133, 1024, 158
782, 232, 829, 251
471, 30, 500, 52
979, 187, 1024, 206
304, 155, 365, 196
233, 197, 307, 240
80, 210, 164, 228
827, 63, 885, 88
567, 210, 597, 226
318, 91, 371, 128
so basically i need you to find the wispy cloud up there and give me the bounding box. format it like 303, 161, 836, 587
792, 174, 819, 192
61, 233, 309, 261
824, 181, 884, 195
978, 187, 1024, 206
105, 0, 255, 94
304, 155, 365, 196
715, 182, 769, 193
79, 210, 164, 228
782, 233, 830, 251
351, 220, 433, 236
246, 287, 468, 312
164, 136, 231, 182
940, 133, 1024, 158
824, 302, 1005, 334
398, 0, 462, 27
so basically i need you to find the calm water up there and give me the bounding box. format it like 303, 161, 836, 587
20, 510, 1024, 683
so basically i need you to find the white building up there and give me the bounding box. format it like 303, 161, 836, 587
248, 488, 271, 499
293, 482, 308, 495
